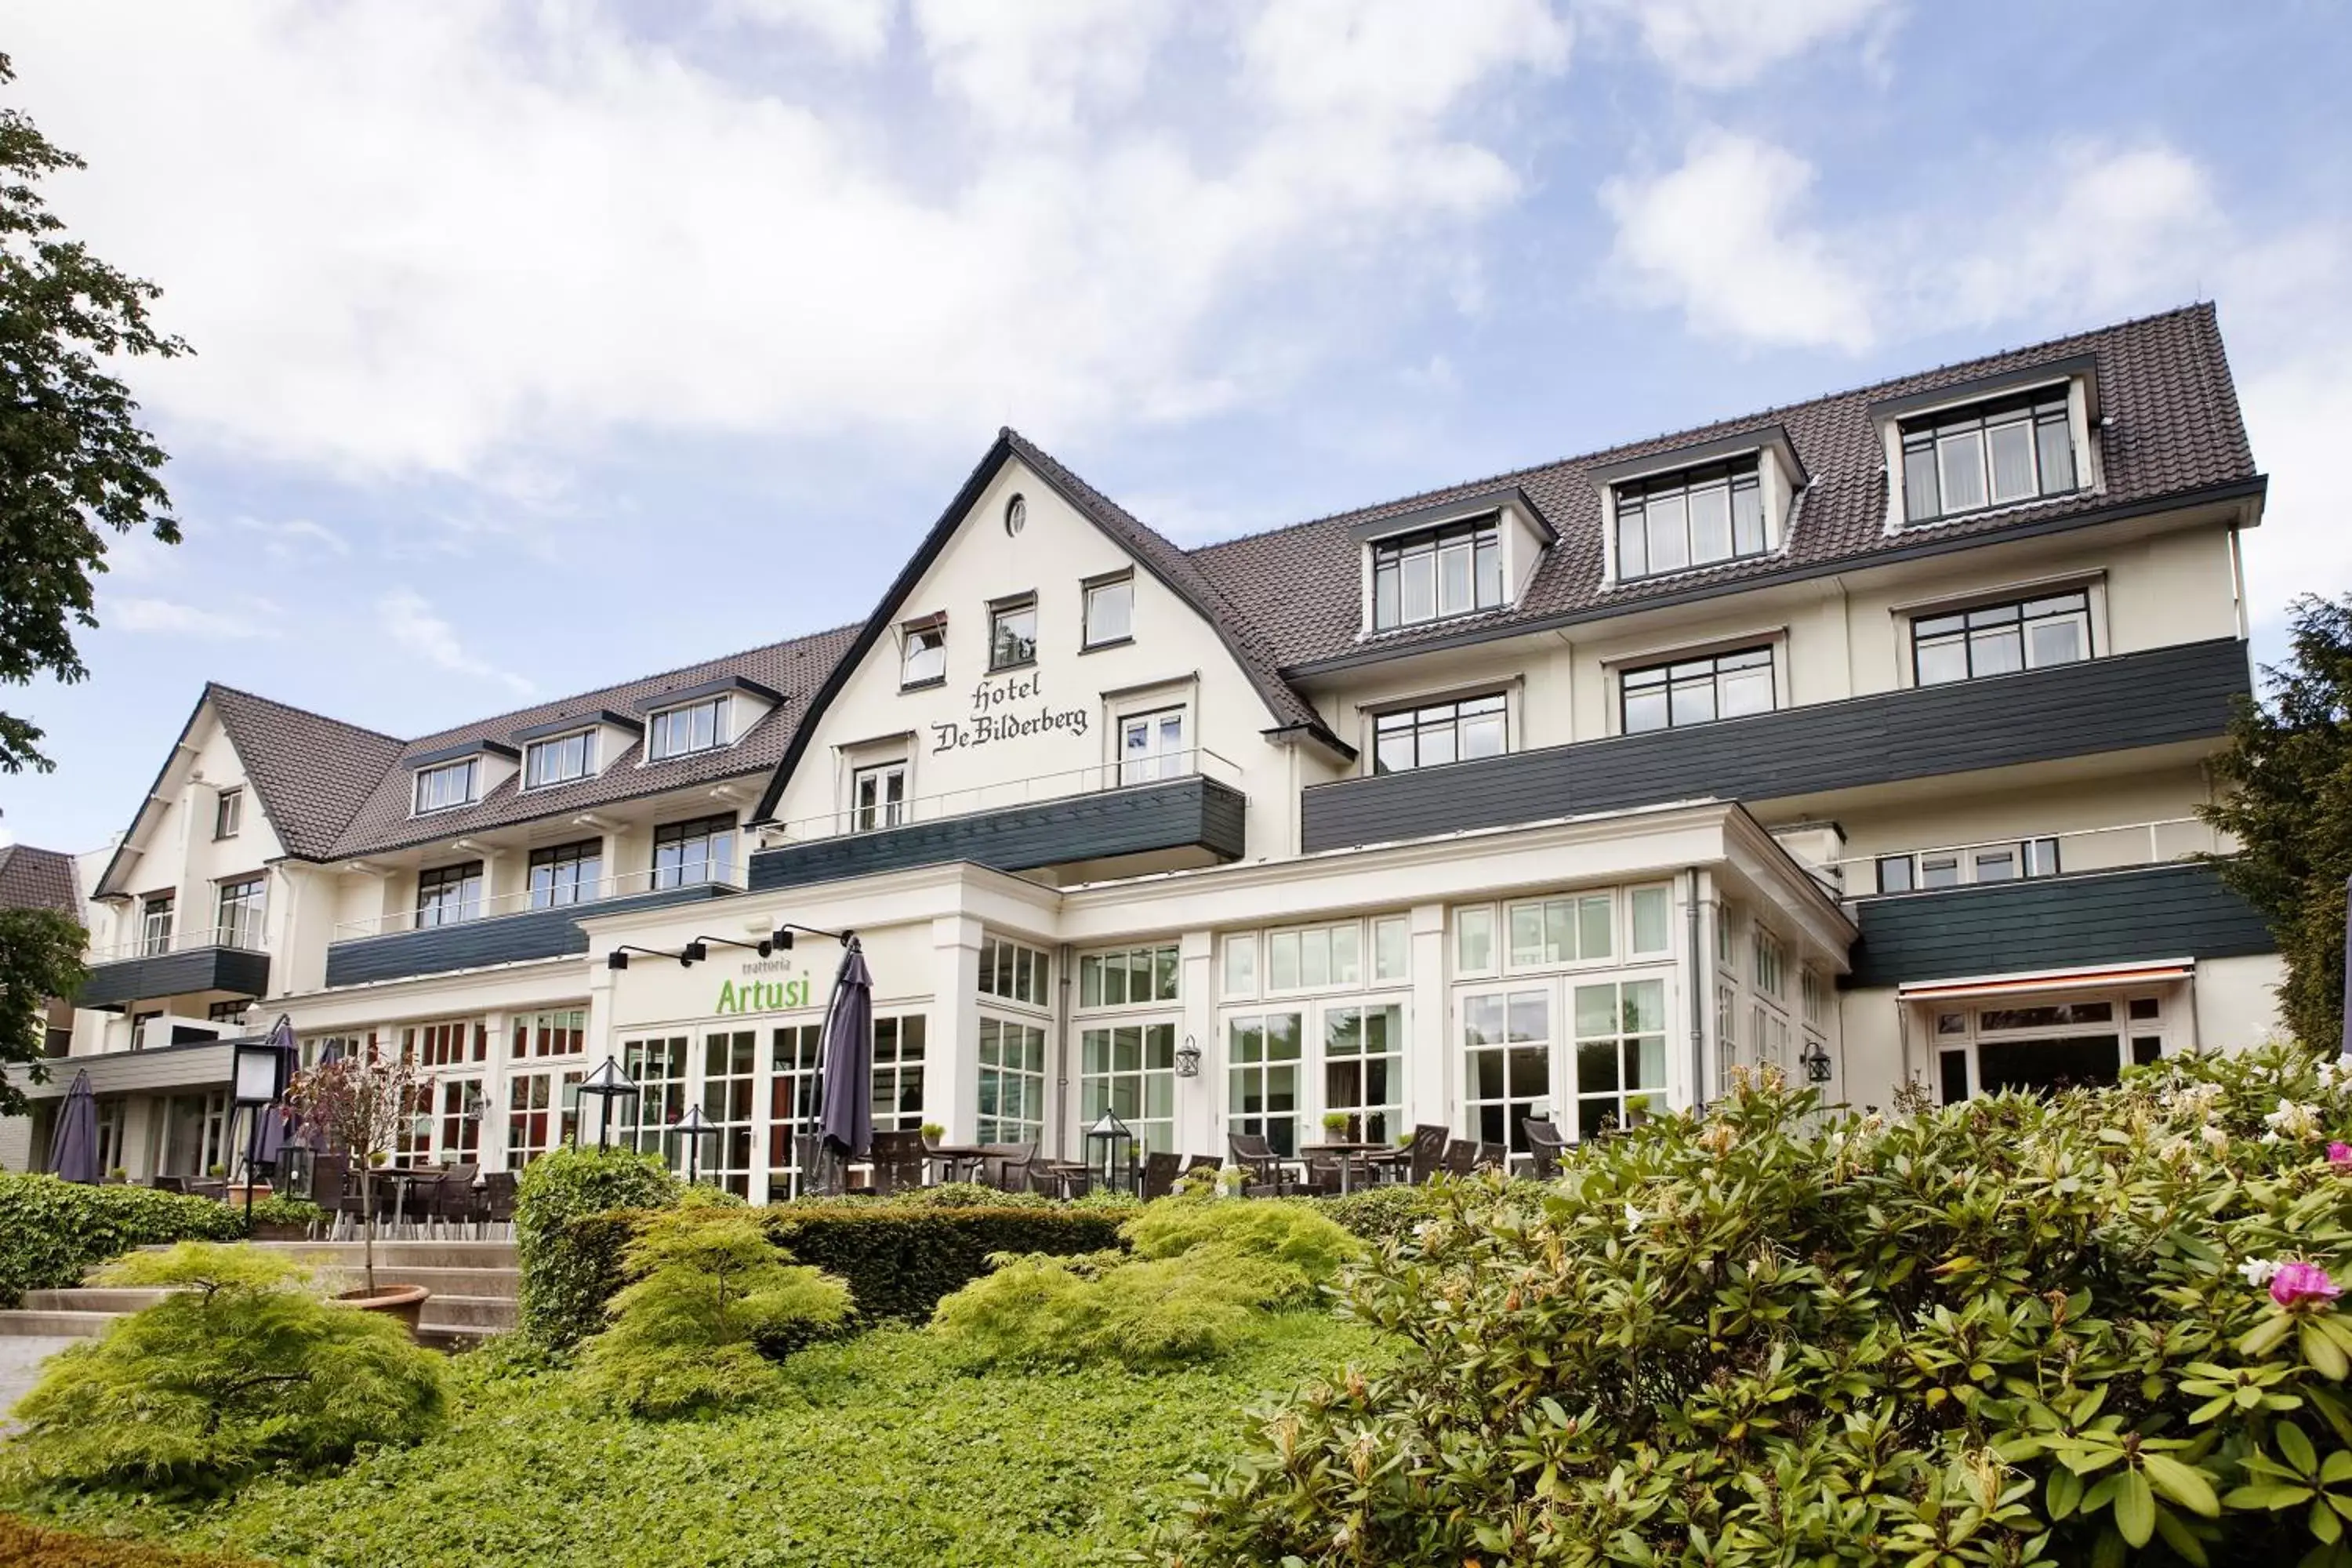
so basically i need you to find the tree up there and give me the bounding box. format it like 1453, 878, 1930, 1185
284, 1051, 421, 1297
2202, 594, 2352, 1051
0, 52, 189, 775
0, 906, 85, 1116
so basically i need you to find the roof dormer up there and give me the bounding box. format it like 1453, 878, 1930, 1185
1595, 425, 1806, 588
1871, 353, 2100, 532
633, 674, 782, 764
510, 709, 636, 791
407, 739, 519, 816
1354, 485, 1554, 638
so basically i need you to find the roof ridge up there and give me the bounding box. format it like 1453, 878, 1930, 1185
205, 681, 408, 747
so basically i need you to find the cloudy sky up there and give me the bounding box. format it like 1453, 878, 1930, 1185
2, 0, 2347, 853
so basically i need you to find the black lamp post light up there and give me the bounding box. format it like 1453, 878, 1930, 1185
230, 1024, 296, 1224
671, 1102, 716, 1185
1085, 1109, 1136, 1196
577, 1056, 642, 1151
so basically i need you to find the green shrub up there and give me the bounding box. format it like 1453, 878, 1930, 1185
240, 1194, 322, 1232
1312, 1182, 1438, 1246
0, 1513, 265, 1566
1, 1243, 445, 1497
1174, 1044, 2352, 1566
767, 1203, 1127, 1325
514, 1145, 679, 1348
877, 1180, 1054, 1209
578, 1209, 851, 1416
0, 1174, 245, 1307
931, 1196, 1363, 1370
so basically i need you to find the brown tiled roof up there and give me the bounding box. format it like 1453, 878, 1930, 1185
209, 685, 411, 858
1185, 304, 2259, 673
0, 844, 80, 919
321, 624, 860, 859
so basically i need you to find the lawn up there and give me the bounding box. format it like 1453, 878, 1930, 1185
7, 1315, 1380, 1568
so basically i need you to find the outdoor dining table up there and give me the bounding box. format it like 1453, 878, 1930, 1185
376, 1167, 447, 1232
1299, 1142, 1388, 1196
922, 1144, 990, 1184
1033, 1160, 1096, 1200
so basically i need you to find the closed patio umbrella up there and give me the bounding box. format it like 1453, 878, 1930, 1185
817, 937, 873, 1166
48, 1069, 100, 1184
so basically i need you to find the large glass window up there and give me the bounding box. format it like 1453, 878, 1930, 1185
1505, 893, 1613, 969
413, 758, 477, 814
620, 1035, 691, 1165
976, 1016, 1046, 1145
1084, 574, 1134, 648
1371, 516, 1505, 631
1374, 692, 1506, 773
1572, 978, 1669, 1141
1228, 1011, 1304, 1156
702, 1030, 760, 1196
505, 1068, 582, 1169
872, 1014, 927, 1133
215, 876, 266, 949
1615, 457, 1767, 580
524, 729, 594, 789
900, 617, 946, 688
511, 1009, 586, 1059
1080, 944, 1180, 1008
1912, 592, 2091, 686
1081, 1022, 1176, 1156
648, 696, 728, 760
1902, 390, 2077, 524
1323, 1003, 1404, 1145
652, 815, 736, 889
768, 1023, 826, 1196
978, 935, 1049, 1007
405, 1019, 485, 1069
1267, 922, 1362, 992
1463, 989, 1549, 1158
853, 762, 907, 831
989, 596, 1038, 670
437, 1077, 484, 1163
1621, 647, 1774, 734
528, 840, 602, 908
415, 862, 483, 928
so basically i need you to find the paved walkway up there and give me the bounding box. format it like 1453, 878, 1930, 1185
0, 1337, 76, 1431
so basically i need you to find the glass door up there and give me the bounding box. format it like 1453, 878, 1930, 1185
1120, 708, 1187, 786
766, 1023, 825, 1199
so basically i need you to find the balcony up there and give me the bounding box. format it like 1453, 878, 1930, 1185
750, 750, 1248, 892
324, 871, 744, 989
1301, 637, 2250, 854
77, 927, 271, 1012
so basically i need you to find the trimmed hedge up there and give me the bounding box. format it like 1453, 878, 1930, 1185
0, 1174, 245, 1308
513, 1145, 678, 1348
0, 1514, 263, 1566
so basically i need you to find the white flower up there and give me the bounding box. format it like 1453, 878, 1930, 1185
2263, 1099, 2322, 1139
2201, 1125, 2230, 1155
1624, 1203, 1645, 1235
2241, 1258, 2281, 1287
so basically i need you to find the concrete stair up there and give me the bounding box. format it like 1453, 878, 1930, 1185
0, 1240, 520, 1351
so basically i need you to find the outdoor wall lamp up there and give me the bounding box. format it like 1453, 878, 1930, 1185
695, 933, 779, 959
606, 945, 686, 971
774, 922, 855, 948
1174, 1034, 1202, 1078
1799, 1039, 1834, 1083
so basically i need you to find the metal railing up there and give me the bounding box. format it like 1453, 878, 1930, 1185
331, 864, 746, 942
1832, 815, 2227, 898
762, 746, 1244, 845
85, 923, 268, 964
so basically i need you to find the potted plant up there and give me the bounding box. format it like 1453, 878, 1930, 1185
1321, 1111, 1356, 1142
207, 1163, 227, 1178
104, 1167, 127, 1185
286, 1051, 430, 1335
920, 1123, 946, 1145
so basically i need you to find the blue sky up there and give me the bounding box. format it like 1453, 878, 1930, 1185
2, 0, 2347, 854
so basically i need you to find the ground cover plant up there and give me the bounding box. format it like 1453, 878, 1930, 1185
1, 1243, 445, 1498
1174, 1043, 2352, 1566
0, 1174, 245, 1306
0, 1513, 264, 1567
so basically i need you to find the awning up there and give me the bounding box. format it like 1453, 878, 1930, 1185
1900, 960, 2194, 1004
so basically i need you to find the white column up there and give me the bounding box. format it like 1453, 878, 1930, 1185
477, 1009, 510, 1170
1178, 930, 1217, 1157
1409, 902, 1449, 1135
931, 914, 982, 1143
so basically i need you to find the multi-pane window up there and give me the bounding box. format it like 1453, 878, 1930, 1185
1629, 886, 1672, 955
505, 1068, 581, 1169
1119, 708, 1186, 785
413, 758, 477, 814
1079, 944, 1180, 1007
1323, 1003, 1404, 1144
528, 840, 603, 908
1505, 893, 1613, 968
853, 762, 907, 831
512, 1009, 586, 1058
405, 1019, 487, 1069
976, 1017, 1046, 1145
1913, 592, 2090, 685
872, 1014, 927, 1133
1373, 916, 1409, 983
1800, 967, 1829, 1029
1371, 516, 1505, 631
1901, 390, 2077, 524
1266, 922, 1362, 991
1455, 906, 1497, 975
1877, 837, 2060, 894
977, 935, 1049, 1007
524, 730, 594, 789
437, 1078, 484, 1163
1083, 574, 1134, 648
989, 595, 1037, 670
768, 1023, 825, 1197
701, 1030, 760, 1196
900, 617, 946, 688
213, 787, 243, 840
1572, 978, 1669, 1141
621, 1036, 691, 1165
1080, 1022, 1176, 1156
1373, 693, 1506, 773
1615, 458, 1767, 580
1751, 928, 1784, 998
1463, 989, 1548, 1157
215, 876, 266, 949
648, 696, 728, 760
415, 862, 483, 928
1229, 1011, 1304, 1156
652, 815, 736, 889
1621, 647, 1773, 734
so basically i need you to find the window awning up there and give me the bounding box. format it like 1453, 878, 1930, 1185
1900, 960, 2194, 1004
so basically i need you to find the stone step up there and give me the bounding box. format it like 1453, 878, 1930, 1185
312, 1265, 519, 1298
0, 1308, 118, 1338
220, 1240, 517, 1269
20, 1289, 165, 1313
20, 1285, 514, 1327
421, 1294, 516, 1330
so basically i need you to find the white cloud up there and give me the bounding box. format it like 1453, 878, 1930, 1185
229, 515, 350, 557
106, 597, 279, 640
1580, 0, 1892, 89
1, 2, 1566, 482
376, 590, 535, 696
713, 0, 896, 60
1600, 129, 1873, 351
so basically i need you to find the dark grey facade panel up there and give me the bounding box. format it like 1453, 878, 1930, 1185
749, 777, 1247, 892
321, 883, 739, 989
1845, 862, 2274, 989
78, 946, 272, 1011
1301, 638, 2249, 854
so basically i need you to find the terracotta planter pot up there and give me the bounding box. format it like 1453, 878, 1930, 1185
334, 1283, 431, 1339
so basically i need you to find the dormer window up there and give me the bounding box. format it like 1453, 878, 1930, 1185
1615, 459, 1766, 581
648, 695, 728, 760
1371, 515, 1504, 631
523, 728, 595, 789
900, 615, 947, 688
414, 757, 477, 814
1900, 390, 2077, 524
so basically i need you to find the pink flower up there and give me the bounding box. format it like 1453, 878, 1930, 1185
2271, 1261, 2343, 1309
2330, 1142, 2352, 1166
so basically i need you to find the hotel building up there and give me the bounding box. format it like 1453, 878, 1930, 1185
7, 306, 2282, 1198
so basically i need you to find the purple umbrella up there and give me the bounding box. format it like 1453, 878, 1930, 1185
47, 1069, 100, 1184
817, 938, 873, 1165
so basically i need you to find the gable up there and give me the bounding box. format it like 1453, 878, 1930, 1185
92, 691, 301, 902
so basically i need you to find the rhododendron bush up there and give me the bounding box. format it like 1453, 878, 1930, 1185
1172, 1044, 2352, 1566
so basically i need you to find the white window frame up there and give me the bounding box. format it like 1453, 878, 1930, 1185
1319, 997, 1408, 1145
412, 757, 478, 815
976, 1014, 1047, 1145
1612, 456, 1773, 583
1078, 1017, 1178, 1157
1225, 1007, 1306, 1158
1083, 572, 1134, 650
1077, 943, 1181, 1010
1221, 933, 1259, 999
1627, 884, 1673, 957
523, 729, 596, 790
1263, 920, 1365, 996
1454, 903, 1499, 978
899, 615, 947, 689
988, 594, 1039, 673
1117, 706, 1189, 786
646, 695, 730, 762
1568, 974, 1672, 1142
851, 760, 909, 833
1460, 984, 1552, 1162
1371, 914, 1410, 985
977, 934, 1051, 1011
1929, 990, 2171, 1104
1501, 891, 1616, 973
213, 787, 243, 840
1367, 514, 1508, 633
